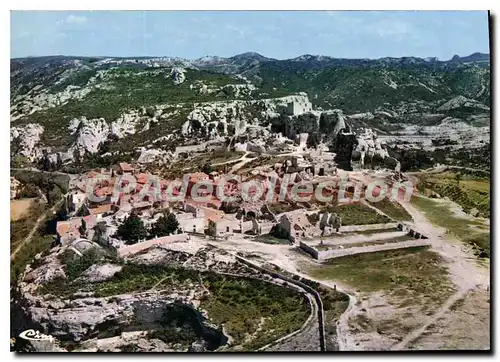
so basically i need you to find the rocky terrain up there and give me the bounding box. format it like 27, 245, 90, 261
10, 52, 490, 172
14, 242, 316, 352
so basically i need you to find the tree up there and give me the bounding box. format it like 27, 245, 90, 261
307, 132, 321, 149
201, 163, 213, 174
117, 213, 148, 244
150, 213, 179, 238
73, 148, 81, 165
79, 219, 87, 237
56, 153, 63, 170
40, 150, 52, 171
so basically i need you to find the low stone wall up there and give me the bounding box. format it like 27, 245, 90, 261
299, 241, 319, 259
260, 223, 274, 235
117, 233, 189, 257
234, 255, 326, 352
339, 222, 400, 233
314, 239, 431, 261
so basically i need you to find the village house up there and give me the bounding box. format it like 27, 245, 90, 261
176, 211, 206, 234
187, 172, 210, 197
56, 215, 97, 245
275, 209, 316, 242
118, 162, 135, 175
82, 203, 114, 220
64, 191, 87, 215
208, 215, 236, 238
132, 200, 153, 216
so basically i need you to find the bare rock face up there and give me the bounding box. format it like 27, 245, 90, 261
110, 113, 138, 139
181, 94, 314, 137
137, 147, 174, 165
319, 110, 347, 136
283, 111, 321, 140
220, 83, 256, 98
10, 123, 45, 161
437, 95, 490, 112
347, 112, 375, 121
69, 117, 110, 154
77, 263, 123, 283
170, 67, 186, 85
354, 128, 390, 169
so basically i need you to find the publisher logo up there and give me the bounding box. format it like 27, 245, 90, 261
18, 329, 54, 342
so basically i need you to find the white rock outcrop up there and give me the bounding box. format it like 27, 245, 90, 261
170, 67, 186, 85
181, 93, 313, 137
10, 123, 45, 161
110, 113, 138, 139
69, 117, 110, 154
137, 147, 174, 165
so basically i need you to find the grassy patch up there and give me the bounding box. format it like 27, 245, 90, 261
252, 235, 291, 245
314, 234, 415, 251
305, 246, 456, 308
322, 202, 390, 225
411, 195, 490, 258
367, 198, 413, 221
416, 172, 490, 218
10, 235, 54, 284
10, 200, 47, 249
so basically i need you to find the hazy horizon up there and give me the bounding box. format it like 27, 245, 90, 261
11, 11, 490, 60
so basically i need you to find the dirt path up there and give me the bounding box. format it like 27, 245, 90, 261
391, 287, 472, 350
399, 199, 489, 289
10, 198, 37, 221
389, 199, 490, 350
10, 199, 63, 260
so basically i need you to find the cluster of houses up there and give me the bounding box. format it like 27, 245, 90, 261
56, 157, 389, 256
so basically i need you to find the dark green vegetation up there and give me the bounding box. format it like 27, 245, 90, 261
14, 67, 256, 149
257, 61, 490, 112
11, 170, 69, 206
367, 198, 413, 221
117, 212, 181, 243
411, 195, 490, 258
200, 277, 309, 350
150, 213, 180, 238
416, 171, 490, 218
306, 246, 456, 311
148, 303, 227, 351
59, 248, 103, 281
11, 235, 54, 284
117, 213, 148, 244
322, 202, 390, 225
390, 146, 491, 173
38, 260, 309, 351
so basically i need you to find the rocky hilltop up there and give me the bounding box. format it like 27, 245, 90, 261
10, 52, 490, 171
15, 243, 313, 352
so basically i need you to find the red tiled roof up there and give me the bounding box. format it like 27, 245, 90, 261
56, 216, 97, 237
87, 170, 100, 178
189, 172, 209, 183
88, 204, 113, 215
95, 186, 114, 197
119, 162, 134, 172
135, 173, 149, 184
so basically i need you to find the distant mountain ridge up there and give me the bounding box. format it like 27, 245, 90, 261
11, 51, 489, 64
